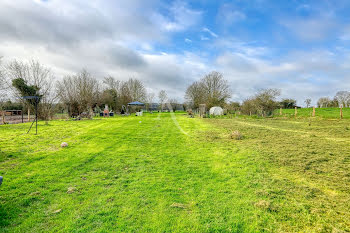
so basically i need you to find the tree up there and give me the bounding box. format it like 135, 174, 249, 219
12, 78, 41, 106
280, 98, 297, 109
101, 76, 120, 111
317, 97, 332, 108
168, 98, 179, 112
127, 78, 147, 102
0, 58, 7, 111
241, 98, 258, 115
254, 88, 281, 116
334, 91, 350, 107
185, 81, 204, 109
57, 70, 100, 117
241, 89, 281, 116
6, 60, 54, 97
304, 98, 311, 108
118, 78, 147, 108
0, 57, 5, 91
225, 101, 240, 112
185, 71, 231, 109
5, 59, 56, 120
201, 71, 231, 108
158, 90, 167, 111
103, 76, 120, 91
146, 92, 155, 111
330, 98, 339, 107
100, 88, 118, 111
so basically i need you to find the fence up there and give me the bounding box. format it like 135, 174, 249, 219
277, 107, 348, 119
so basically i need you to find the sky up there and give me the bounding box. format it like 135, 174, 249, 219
1, 0, 350, 105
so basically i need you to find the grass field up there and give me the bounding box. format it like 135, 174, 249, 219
275, 107, 349, 119
0, 112, 349, 232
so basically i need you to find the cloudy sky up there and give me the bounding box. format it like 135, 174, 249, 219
1, 0, 350, 105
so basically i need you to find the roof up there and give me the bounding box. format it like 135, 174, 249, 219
127, 101, 145, 106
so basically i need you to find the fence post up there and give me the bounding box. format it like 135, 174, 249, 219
295, 107, 297, 117
340, 105, 343, 119
28, 107, 30, 122
199, 104, 206, 118
2, 111, 5, 124
312, 106, 315, 117
280, 108, 282, 115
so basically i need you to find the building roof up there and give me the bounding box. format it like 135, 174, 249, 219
127, 101, 145, 106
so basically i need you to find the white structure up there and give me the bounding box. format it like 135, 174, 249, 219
209, 106, 223, 116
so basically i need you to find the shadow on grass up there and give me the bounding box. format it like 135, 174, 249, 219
0, 196, 17, 228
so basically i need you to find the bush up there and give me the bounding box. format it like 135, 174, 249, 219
241, 89, 280, 117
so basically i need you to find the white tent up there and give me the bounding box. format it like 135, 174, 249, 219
209, 106, 223, 116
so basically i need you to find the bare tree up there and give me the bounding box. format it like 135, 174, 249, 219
304, 98, 311, 108
0, 57, 5, 91
57, 70, 100, 117
334, 91, 350, 107
158, 90, 167, 111
317, 97, 332, 108
127, 78, 147, 102
185, 81, 204, 109
168, 98, 179, 112
5, 60, 53, 98
185, 71, 231, 109
201, 71, 231, 108
0, 58, 7, 112
146, 92, 155, 111
4, 59, 56, 120
118, 78, 147, 107
103, 76, 120, 91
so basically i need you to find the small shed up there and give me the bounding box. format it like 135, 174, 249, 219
209, 106, 223, 116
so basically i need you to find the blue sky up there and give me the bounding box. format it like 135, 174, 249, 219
1, 0, 350, 105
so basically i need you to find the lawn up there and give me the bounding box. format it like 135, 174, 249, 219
0, 113, 349, 232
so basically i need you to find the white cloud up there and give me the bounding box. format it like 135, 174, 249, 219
160, 1, 202, 32
203, 28, 218, 38
217, 3, 246, 25
214, 37, 269, 57
0, 0, 207, 101
214, 47, 350, 105
281, 17, 337, 41
1, 0, 350, 105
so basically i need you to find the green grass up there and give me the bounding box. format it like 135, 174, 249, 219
275, 107, 348, 119
0, 113, 349, 232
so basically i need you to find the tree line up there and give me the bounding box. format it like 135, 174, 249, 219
1, 58, 349, 120
0, 59, 178, 119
